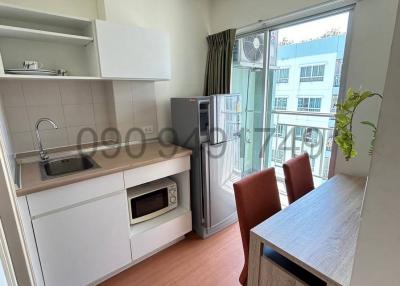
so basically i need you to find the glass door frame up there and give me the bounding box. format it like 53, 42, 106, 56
234, 5, 355, 177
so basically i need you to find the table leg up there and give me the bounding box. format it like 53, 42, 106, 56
247, 232, 263, 286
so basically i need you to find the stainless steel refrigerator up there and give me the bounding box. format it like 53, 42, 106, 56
171, 94, 241, 238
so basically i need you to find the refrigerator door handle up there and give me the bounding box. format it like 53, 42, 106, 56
201, 143, 211, 228
209, 95, 218, 145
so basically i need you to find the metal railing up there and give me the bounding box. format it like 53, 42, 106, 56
229, 110, 336, 181
334, 74, 341, 87
271, 110, 335, 118
269, 111, 335, 180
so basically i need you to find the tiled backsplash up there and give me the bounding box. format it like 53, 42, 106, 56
0, 80, 113, 153
111, 81, 158, 142
0, 80, 158, 154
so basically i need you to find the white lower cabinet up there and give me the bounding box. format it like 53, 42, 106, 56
130, 208, 192, 261
32, 192, 132, 286
19, 156, 192, 285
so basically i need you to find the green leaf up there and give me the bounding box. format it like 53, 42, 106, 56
334, 89, 382, 161
360, 121, 376, 129
360, 91, 373, 100
360, 121, 377, 155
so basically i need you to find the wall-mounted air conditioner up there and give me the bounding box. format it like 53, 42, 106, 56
233, 34, 264, 68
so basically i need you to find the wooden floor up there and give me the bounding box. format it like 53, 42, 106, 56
100, 223, 243, 286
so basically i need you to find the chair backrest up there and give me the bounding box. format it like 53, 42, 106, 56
283, 153, 315, 204
233, 168, 282, 285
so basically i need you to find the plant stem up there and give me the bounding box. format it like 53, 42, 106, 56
347, 93, 382, 159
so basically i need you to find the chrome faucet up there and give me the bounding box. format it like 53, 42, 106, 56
35, 118, 58, 161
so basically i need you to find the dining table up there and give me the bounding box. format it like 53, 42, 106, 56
247, 174, 366, 286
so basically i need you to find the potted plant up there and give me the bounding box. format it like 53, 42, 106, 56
335, 89, 382, 161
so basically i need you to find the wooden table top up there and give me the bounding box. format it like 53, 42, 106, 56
252, 174, 366, 286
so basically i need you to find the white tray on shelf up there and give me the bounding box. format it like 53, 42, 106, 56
5, 68, 57, 76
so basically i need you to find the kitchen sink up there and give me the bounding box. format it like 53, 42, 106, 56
39, 155, 100, 180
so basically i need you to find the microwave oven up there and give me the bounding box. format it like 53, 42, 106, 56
127, 178, 178, 225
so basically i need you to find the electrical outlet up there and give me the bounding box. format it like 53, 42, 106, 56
143, 125, 154, 134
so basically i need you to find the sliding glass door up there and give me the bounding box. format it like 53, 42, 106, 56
232, 32, 266, 176
232, 9, 351, 205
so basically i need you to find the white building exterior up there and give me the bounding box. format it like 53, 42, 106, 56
268, 34, 346, 180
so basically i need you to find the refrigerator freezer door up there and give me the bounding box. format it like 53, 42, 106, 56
209, 94, 241, 144
202, 140, 240, 230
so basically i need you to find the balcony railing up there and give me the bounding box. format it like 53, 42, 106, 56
334, 74, 341, 87
269, 110, 335, 181
229, 110, 336, 195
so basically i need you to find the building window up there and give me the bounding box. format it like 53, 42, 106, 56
304, 128, 319, 144
330, 94, 338, 113
274, 124, 286, 138
276, 68, 289, 83
294, 127, 319, 143
334, 59, 342, 87
295, 127, 304, 140
300, 64, 325, 82
274, 97, 288, 111
297, 97, 322, 112
271, 149, 285, 164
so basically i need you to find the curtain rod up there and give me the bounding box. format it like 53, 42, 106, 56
236, 0, 359, 36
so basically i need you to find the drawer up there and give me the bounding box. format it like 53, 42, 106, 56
130, 209, 191, 261
27, 172, 124, 218
258, 250, 326, 286
259, 256, 308, 286
124, 156, 190, 189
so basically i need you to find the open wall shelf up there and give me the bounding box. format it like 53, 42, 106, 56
0, 2, 99, 79
0, 3, 171, 81
0, 24, 93, 46
0, 2, 91, 30
0, 74, 103, 80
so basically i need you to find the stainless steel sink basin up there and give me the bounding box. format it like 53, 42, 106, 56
39, 155, 100, 180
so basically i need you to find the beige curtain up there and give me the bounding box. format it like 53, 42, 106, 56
204, 29, 236, 96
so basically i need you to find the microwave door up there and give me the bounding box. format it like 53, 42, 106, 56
202, 140, 239, 230
209, 94, 241, 145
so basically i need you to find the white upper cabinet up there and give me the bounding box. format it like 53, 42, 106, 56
94, 20, 171, 80
0, 3, 171, 81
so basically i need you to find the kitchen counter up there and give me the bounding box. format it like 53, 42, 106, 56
17, 142, 192, 196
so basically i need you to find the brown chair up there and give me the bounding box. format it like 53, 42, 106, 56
233, 168, 282, 285
283, 153, 314, 204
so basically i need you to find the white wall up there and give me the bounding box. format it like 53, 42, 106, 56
101, 0, 211, 131
210, 0, 399, 176
211, 0, 326, 33
0, 95, 14, 176
0, 100, 33, 286
334, 0, 398, 176
350, 1, 400, 284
